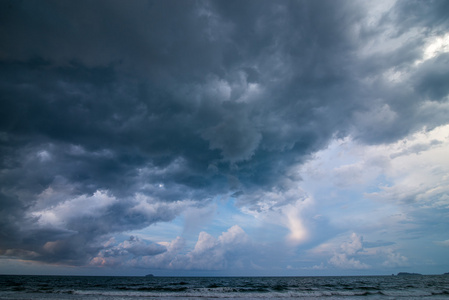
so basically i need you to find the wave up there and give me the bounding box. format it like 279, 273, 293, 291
65, 288, 382, 298
2, 275, 449, 299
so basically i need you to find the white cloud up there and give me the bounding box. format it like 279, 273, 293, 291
32, 190, 117, 227
131, 193, 191, 220
416, 33, 449, 65
90, 236, 167, 268
285, 203, 309, 244
306, 263, 327, 270
307, 231, 411, 271
293, 124, 449, 270
381, 248, 408, 267
328, 233, 370, 269
365, 125, 449, 206
183, 225, 251, 270
91, 225, 253, 271
341, 233, 363, 256
118, 236, 166, 257
143, 237, 186, 270
299, 124, 449, 225
238, 184, 313, 245
218, 224, 249, 246
329, 253, 370, 269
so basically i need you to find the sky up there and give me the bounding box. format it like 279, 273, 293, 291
1, 0, 449, 276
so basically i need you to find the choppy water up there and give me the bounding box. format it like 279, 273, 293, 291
1, 275, 449, 299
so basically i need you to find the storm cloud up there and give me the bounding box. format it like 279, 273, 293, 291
1, 0, 448, 271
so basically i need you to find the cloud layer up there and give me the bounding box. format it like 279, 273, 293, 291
1, 0, 448, 274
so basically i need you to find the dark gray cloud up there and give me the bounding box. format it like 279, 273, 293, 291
0, 0, 448, 266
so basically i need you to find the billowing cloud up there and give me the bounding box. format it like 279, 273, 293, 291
90, 225, 252, 271
328, 233, 369, 270
305, 233, 409, 271
0, 0, 448, 274
183, 225, 251, 270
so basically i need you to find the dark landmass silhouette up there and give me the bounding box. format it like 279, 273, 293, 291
397, 272, 422, 276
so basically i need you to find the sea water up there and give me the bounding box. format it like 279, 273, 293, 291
1, 275, 448, 299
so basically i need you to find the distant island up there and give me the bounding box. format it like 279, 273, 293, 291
396, 272, 422, 276
145, 274, 154, 277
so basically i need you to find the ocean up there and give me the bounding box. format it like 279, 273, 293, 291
1, 275, 448, 299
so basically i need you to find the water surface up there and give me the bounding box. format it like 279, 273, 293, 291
1, 275, 448, 299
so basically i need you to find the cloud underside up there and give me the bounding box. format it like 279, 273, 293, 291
0, 0, 448, 270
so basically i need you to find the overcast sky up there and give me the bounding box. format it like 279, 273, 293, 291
1, 0, 449, 276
